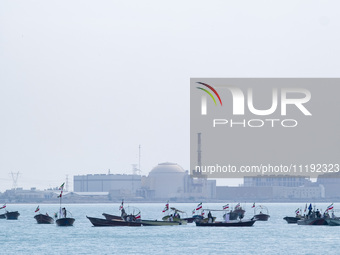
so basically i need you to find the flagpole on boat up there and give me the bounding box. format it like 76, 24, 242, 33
59, 189, 62, 218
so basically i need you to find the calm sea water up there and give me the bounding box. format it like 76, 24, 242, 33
1, 203, 339, 255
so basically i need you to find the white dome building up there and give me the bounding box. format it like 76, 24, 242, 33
147, 162, 187, 199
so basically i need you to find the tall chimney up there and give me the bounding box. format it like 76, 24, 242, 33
197, 133, 202, 175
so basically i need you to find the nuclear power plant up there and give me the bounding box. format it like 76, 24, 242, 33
74, 162, 216, 200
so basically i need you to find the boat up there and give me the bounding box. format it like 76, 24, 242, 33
5, 211, 20, 220
34, 214, 54, 224
0, 203, 6, 218
253, 205, 270, 221
325, 218, 340, 226
283, 206, 306, 223
283, 216, 304, 224
195, 219, 256, 227
55, 182, 75, 226
56, 217, 75, 226
87, 216, 142, 227
297, 205, 329, 226
162, 207, 191, 224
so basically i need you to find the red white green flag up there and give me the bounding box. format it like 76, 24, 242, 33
326, 203, 334, 211
0, 204, 6, 209
223, 204, 229, 210
162, 201, 169, 212
135, 212, 141, 219
252, 203, 255, 208
59, 183, 65, 190
119, 200, 124, 210
196, 202, 202, 211
35, 206, 40, 213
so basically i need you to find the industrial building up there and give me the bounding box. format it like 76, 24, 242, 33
244, 175, 311, 187
73, 162, 216, 200
74, 174, 141, 197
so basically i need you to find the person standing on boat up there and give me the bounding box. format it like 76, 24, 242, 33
169, 214, 173, 221
121, 208, 127, 220
224, 213, 230, 222
62, 207, 67, 218
316, 209, 321, 218
208, 211, 213, 223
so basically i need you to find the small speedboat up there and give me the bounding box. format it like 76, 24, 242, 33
195, 219, 256, 227
56, 217, 75, 226
325, 218, 340, 226
253, 205, 270, 221
254, 213, 270, 221
87, 216, 142, 227
5, 211, 20, 220
34, 214, 54, 224
55, 183, 75, 226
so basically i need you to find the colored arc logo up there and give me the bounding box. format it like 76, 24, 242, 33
196, 82, 222, 106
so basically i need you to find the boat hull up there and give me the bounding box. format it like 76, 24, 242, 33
140, 220, 183, 226
56, 217, 75, 226
325, 219, 340, 226
297, 218, 328, 225
87, 216, 142, 227
34, 214, 54, 224
182, 217, 196, 223
195, 220, 256, 227
102, 213, 122, 221
0, 214, 6, 219
254, 214, 270, 221
283, 216, 303, 224
5, 211, 20, 220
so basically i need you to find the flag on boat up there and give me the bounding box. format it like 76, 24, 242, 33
308, 203, 312, 211
119, 200, 124, 210
251, 203, 255, 208
35, 206, 40, 213
59, 182, 65, 190
192, 209, 196, 215
57, 190, 63, 198
326, 203, 334, 211
135, 212, 141, 219
235, 203, 240, 209
196, 202, 202, 211
223, 204, 229, 210
162, 201, 169, 212
201, 211, 205, 216
0, 204, 6, 209
304, 203, 307, 212
295, 208, 300, 214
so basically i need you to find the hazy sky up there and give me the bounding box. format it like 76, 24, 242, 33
0, 0, 339, 192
